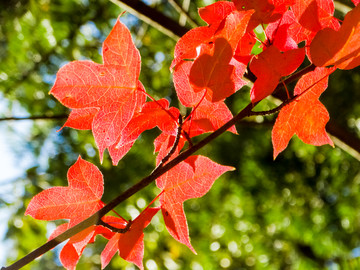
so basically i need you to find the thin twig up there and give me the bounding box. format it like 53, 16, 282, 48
0, 115, 68, 121
250, 100, 290, 116
154, 114, 183, 172
97, 219, 132, 233
110, 0, 190, 40
168, 0, 198, 28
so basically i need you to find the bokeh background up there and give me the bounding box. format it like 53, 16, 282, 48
1, 0, 360, 269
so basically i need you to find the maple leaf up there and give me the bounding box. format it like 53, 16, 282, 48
62, 107, 99, 130
234, 32, 257, 64
101, 207, 160, 270
310, 4, 360, 70
198, 1, 236, 25
170, 2, 238, 70
249, 45, 305, 103
48, 224, 97, 270
25, 156, 104, 226
272, 67, 335, 158
233, 0, 294, 29
108, 99, 180, 165
288, 0, 340, 47
47, 216, 120, 270
156, 155, 234, 252
187, 37, 248, 103
265, 11, 298, 51
50, 18, 146, 161
189, 38, 236, 102
173, 60, 206, 107
173, 9, 252, 104
187, 98, 237, 136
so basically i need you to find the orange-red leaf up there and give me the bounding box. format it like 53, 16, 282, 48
101, 208, 159, 270
198, 1, 236, 25
190, 38, 235, 102
50, 18, 146, 162
108, 99, 179, 165
233, 0, 294, 29
49, 223, 98, 270
265, 11, 298, 51
188, 98, 237, 136
156, 156, 234, 252
62, 108, 99, 130
272, 67, 335, 158
287, 0, 340, 50
25, 156, 104, 226
173, 9, 252, 104
250, 45, 305, 103
310, 4, 360, 70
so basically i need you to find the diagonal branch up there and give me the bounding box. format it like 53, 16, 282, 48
3, 62, 317, 269
1, 102, 254, 270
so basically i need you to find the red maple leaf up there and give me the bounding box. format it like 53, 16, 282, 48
171, 2, 238, 70
48, 224, 98, 270
156, 155, 234, 252
198, 1, 236, 25
272, 67, 335, 158
47, 216, 123, 270
25, 156, 104, 226
234, 32, 257, 64
26, 156, 109, 269
249, 45, 305, 103
189, 38, 236, 102
108, 99, 180, 165
152, 98, 237, 165
233, 0, 294, 29
186, 98, 237, 136
61, 107, 99, 130
50, 18, 146, 161
173, 9, 252, 104
310, 4, 360, 70
101, 207, 160, 270
265, 11, 298, 51
287, 0, 340, 47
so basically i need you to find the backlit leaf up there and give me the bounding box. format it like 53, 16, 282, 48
272, 67, 335, 158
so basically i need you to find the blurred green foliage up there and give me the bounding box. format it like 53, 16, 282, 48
1, 1, 360, 270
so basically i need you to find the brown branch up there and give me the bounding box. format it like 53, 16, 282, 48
97, 219, 132, 234
2, 63, 344, 270
0, 115, 68, 121
110, 0, 190, 40
156, 114, 183, 168
168, 0, 198, 28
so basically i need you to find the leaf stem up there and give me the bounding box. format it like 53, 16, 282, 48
155, 115, 183, 169
140, 90, 179, 124
97, 219, 132, 234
